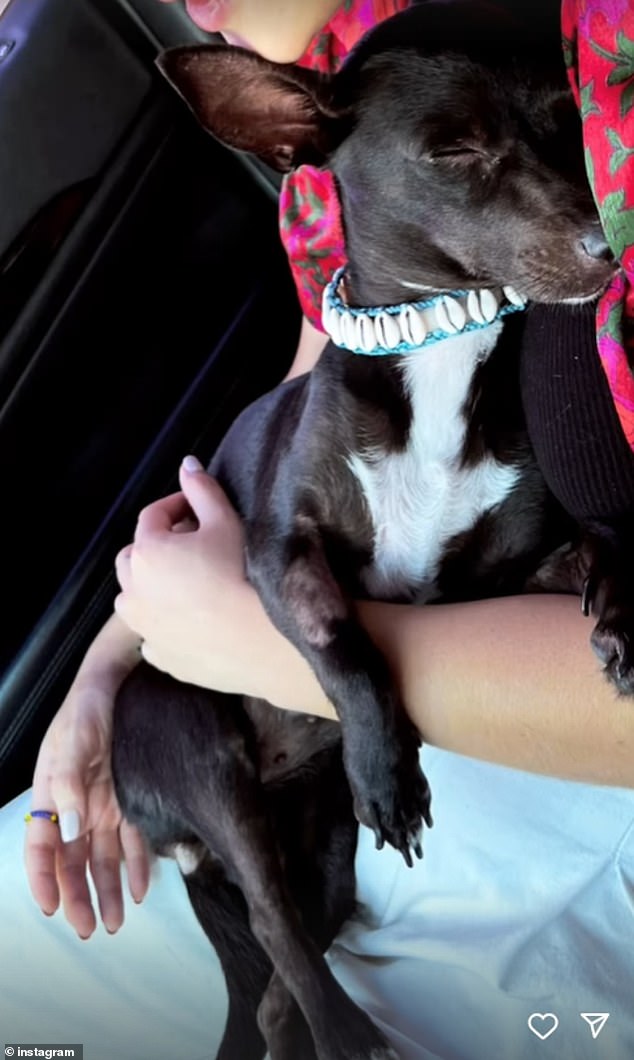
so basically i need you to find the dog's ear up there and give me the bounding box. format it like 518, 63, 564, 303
157, 46, 344, 172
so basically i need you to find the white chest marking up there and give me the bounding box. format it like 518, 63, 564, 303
347, 325, 520, 600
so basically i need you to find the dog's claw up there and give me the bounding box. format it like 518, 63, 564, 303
412, 824, 424, 860
347, 716, 432, 865
581, 574, 594, 617
401, 846, 413, 868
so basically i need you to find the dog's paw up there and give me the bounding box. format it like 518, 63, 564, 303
591, 617, 634, 696
580, 530, 634, 696
341, 1048, 400, 1060
319, 1040, 400, 1060
346, 725, 432, 866
314, 1006, 400, 1060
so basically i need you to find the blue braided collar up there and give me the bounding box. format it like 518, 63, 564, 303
321, 267, 527, 356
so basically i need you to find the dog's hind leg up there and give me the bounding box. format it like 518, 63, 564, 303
256, 876, 360, 1060
190, 739, 397, 1060
114, 667, 396, 1060
256, 754, 360, 1060
184, 862, 271, 1060
258, 972, 317, 1060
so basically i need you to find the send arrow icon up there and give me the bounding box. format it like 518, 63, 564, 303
580, 1013, 610, 1039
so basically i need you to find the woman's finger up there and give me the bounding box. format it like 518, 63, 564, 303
25, 756, 86, 914
178, 461, 240, 528
113, 592, 139, 635
135, 492, 192, 538
114, 544, 133, 590
48, 767, 88, 845
89, 828, 125, 934
172, 515, 198, 534
57, 835, 98, 939
120, 820, 152, 905
24, 810, 61, 916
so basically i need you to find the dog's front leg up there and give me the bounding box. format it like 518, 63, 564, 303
247, 518, 432, 865
582, 515, 634, 695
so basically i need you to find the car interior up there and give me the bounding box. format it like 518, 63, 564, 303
0, 0, 300, 805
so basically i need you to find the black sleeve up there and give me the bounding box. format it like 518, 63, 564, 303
519, 301, 634, 525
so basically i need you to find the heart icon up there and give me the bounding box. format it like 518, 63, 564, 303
528, 1013, 559, 1040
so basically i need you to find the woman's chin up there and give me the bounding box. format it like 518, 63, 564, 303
220, 31, 254, 50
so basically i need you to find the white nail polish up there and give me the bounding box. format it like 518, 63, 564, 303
182, 454, 203, 473
60, 810, 80, 844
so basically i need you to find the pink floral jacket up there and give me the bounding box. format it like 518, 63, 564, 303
563, 0, 634, 448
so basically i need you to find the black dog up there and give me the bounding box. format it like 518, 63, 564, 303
112, 5, 624, 1059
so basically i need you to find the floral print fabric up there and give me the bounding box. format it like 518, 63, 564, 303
279, 0, 409, 330
563, 0, 634, 449
296, 0, 410, 75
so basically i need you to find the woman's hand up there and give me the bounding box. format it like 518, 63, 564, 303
25, 647, 151, 938
25, 458, 254, 939
114, 457, 262, 694
110, 460, 634, 786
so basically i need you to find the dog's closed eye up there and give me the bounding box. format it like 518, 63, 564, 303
405, 132, 502, 168
427, 143, 501, 167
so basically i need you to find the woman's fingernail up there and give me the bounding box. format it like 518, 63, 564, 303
182, 454, 203, 473
60, 810, 80, 844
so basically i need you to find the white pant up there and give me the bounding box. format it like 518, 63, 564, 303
2, 749, 634, 1060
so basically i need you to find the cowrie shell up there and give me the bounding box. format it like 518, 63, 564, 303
375, 312, 401, 349
341, 312, 357, 349
326, 308, 342, 345
443, 295, 467, 331
467, 289, 486, 325
479, 289, 499, 323
503, 284, 526, 306
401, 305, 427, 346
355, 314, 376, 352
434, 299, 459, 335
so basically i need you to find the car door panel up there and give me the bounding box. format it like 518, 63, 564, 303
0, 0, 296, 802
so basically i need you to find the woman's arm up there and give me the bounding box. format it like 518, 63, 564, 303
23, 323, 323, 935
116, 460, 634, 789
360, 594, 632, 787
26, 612, 149, 937
283, 315, 329, 380
70, 610, 142, 695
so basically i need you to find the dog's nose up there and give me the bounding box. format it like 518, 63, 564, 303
579, 228, 614, 263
